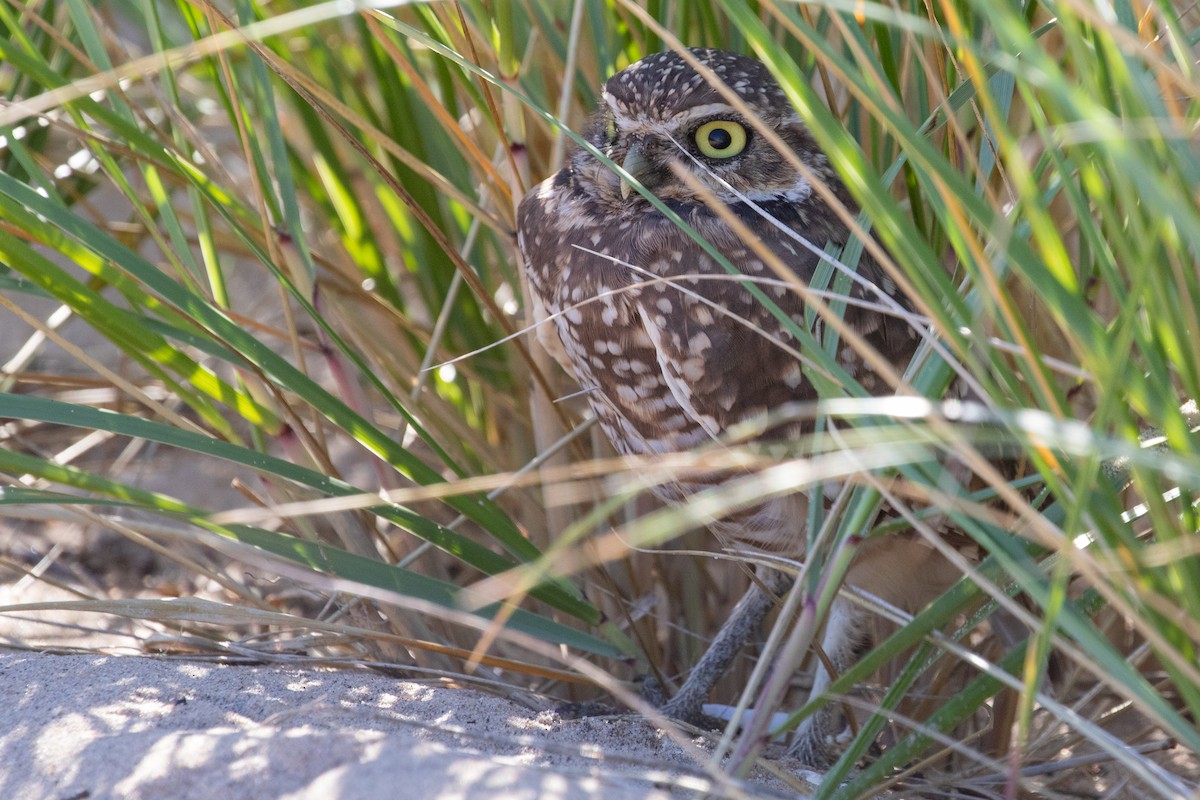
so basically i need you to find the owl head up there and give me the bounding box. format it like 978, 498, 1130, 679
571, 48, 832, 210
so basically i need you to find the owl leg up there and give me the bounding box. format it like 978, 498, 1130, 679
789, 596, 872, 768
656, 567, 792, 727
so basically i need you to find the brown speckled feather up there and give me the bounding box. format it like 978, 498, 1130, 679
518, 52, 993, 769
517, 48, 920, 551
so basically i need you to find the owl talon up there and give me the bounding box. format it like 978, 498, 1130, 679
643, 675, 723, 727
637, 675, 667, 707
555, 681, 723, 731
658, 696, 725, 731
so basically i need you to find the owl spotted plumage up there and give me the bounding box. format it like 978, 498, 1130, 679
519, 49, 917, 551
518, 49, 953, 767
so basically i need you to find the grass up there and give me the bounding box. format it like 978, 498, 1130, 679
1, 0, 1198, 797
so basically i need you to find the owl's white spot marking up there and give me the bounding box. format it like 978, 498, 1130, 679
629, 359, 650, 374
601, 302, 619, 327
692, 306, 714, 325
605, 340, 623, 355
663, 414, 689, 430
744, 405, 767, 421
680, 357, 706, 382
857, 315, 882, 335
634, 383, 658, 398
594, 341, 608, 354
639, 306, 721, 439
590, 356, 608, 369
655, 297, 673, 314
781, 361, 804, 388
616, 385, 639, 403
565, 308, 584, 324
783, 182, 814, 203
688, 332, 712, 353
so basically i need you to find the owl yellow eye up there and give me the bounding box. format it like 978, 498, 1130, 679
694, 120, 747, 158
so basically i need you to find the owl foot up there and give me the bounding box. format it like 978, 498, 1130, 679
642, 676, 724, 731
558, 572, 789, 734
788, 705, 880, 770
553, 677, 724, 730
788, 717, 847, 771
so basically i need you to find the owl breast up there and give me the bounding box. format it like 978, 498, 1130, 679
518, 170, 822, 461
519, 175, 703, 455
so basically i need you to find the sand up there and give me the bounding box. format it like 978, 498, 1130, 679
0, 650, 809, 800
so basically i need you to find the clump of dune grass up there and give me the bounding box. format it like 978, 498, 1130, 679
0, 1, 1197, 797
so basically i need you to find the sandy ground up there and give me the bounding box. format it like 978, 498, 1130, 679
0, 254, 811, 800
0, 650, 806, 800
0, 526, 807, 800
0, 505, 810, 800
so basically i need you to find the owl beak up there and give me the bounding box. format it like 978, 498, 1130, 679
619, 145, 652, 200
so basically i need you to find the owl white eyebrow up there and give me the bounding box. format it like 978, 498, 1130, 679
602, 94, 741, 131
670, 102, 743, 128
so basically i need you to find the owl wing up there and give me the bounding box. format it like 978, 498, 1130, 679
631, 246, 916, 439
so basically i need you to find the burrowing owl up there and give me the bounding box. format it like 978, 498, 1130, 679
518, 48, 958, 767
